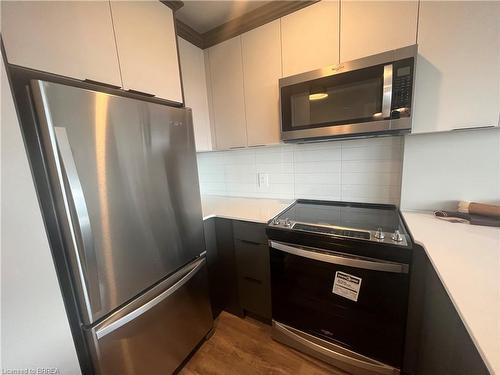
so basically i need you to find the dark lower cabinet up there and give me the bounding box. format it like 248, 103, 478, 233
404, 245, 489, 375
233, 221, 272, 321
203, 218, 242, 319
203, 218, 272, 322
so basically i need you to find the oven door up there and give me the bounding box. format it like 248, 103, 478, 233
269, 241, 409, 373
279, 46, 415, 141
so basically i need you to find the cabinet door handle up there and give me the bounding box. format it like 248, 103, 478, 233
83, 79, 121, 90
243, 276, 262, 284
127, 89, 156, 97
451, 125, 495, 132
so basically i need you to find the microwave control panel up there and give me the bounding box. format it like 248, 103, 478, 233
391, 58, 414, 118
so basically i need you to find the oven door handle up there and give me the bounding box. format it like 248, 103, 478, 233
269, 241, 408, 274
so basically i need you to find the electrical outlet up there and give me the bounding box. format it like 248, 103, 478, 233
258, 173, 269, 188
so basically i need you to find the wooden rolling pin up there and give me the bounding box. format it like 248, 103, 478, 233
458, 201, 500, 218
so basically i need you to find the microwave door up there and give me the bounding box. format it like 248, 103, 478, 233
282, 65, 388, 135
279, 45, 416, 141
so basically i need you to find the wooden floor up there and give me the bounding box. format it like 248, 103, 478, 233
179, 312, 348, 375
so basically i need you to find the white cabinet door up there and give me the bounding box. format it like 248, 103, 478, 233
1, 1, 121, 86
207, 36, 247, 150
178, 38, 212, 152
340, 1, 418, 62
413, 1, 500, 133
281, 1, 340, 77
242, 20, 282, 146
110, 1, 183, 102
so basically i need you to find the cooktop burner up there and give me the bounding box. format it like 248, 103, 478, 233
269, 200, 409, 247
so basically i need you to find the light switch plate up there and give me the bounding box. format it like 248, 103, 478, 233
258, 173, 269, 188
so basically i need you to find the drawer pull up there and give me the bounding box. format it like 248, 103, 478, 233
243, 276, 262, 284
239, 239, 262, 246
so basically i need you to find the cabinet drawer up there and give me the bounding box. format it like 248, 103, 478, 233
238, 276, 271, 320
233, 221, 267, 245
234, 240, 270, 282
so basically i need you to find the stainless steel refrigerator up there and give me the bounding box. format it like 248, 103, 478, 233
27, 79, 213, 374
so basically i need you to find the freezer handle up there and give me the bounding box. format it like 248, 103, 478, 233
95, 257, 206, 339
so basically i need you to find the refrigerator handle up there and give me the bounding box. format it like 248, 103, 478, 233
54, 127, 101, 312
95, 257, 206, 339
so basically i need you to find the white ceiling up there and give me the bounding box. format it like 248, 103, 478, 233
175, 1, 270, 34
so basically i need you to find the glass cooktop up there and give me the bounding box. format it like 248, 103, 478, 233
269, 200, 408, 246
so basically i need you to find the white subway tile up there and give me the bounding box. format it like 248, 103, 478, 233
294, 148, 341, 162
224, 164, 256, 183
295, 183, 341, 197
342, 145, 403, 161
268, 174, 294, 184
342, 160, 402, 173
199, 171, 225, 183
342, 184, 401, 202
294, 161, 341, 174
341, 172, 401, 186
256, 163, 294, 174
223, 149, 255, 164
200, 182, 226, 195
294, 173, 341, 185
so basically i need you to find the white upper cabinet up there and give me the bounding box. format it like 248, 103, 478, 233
242, 20, 282, 147
110, 1, 183, 102
281, 1, 340, 77
178, 38, 212, 152
340, 1, 418, 62
413, 1, 500, 133
1, 1, 121, 86
207, 36, 247, 150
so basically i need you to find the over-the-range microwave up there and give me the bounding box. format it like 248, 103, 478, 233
279, 45, 417, 142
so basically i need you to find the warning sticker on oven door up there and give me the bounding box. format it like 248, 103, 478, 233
332, 271, 362, 302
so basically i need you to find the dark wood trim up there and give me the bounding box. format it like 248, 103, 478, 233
202, 1, 319, 48
172, 0, 319, 50
160, 0, 184, 12
176, 19, 204, 49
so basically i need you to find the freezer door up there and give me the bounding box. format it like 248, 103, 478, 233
30, 80, 205, 323
86, 256, 213, 375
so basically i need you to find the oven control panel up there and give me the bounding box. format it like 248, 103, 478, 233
270, 219, 408, 247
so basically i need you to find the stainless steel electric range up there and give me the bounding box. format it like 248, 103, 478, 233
266, 200, 412, 375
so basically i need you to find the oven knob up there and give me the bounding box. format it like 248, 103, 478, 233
374, 227, 385, 240
392, 230, 403, 242
284, 218, 292, 228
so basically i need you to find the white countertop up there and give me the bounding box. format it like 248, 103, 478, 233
403, 211, 500, 374
201, 195, 293, 223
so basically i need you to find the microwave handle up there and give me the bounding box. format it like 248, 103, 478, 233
381, 64, 393, 119
269, 241, 408, 274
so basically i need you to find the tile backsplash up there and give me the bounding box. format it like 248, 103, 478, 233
196, 136, 404, 205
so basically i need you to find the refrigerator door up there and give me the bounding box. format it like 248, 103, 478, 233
30, 80, 205, 324
86, 256, 213, 375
